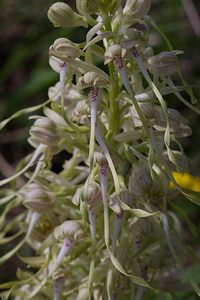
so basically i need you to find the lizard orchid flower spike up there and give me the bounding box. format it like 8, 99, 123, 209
1, 0, 200, 299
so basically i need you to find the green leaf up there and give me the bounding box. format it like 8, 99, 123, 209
120, 203, 158, 218
0, 100, 51, 131
96, 125, 120, 194
167, 77, 200, 114
0, 231, 23, 245
86, 22, 103, 44
18, 255, 46, 267
0, 238, 25, 266
190, 281, 200, 296
50, 54, 110, 82
180, 188, 200, 206
0, 193, 17, 206
83, 32, 115, 51
0, 144, 44, 187
0, 198, 21, 228
98, 0, 111, 12
88, 258, 95, 298
0, 281, 19, 289
109, 250, 157, 291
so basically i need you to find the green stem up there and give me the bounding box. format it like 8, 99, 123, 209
108, 62, 120, 136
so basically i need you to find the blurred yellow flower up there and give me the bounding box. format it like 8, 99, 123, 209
170, 172, 200, 192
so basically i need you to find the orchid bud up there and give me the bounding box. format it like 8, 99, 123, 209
49, 56, 67, 74
48, 2, 88, 28
49, 38, 81, 59
163, 150, 189, 172
72, 100, 90, 125
168, 108, 188, 129
130, 102, 155, 127
28, 116, 61, 153
121, 27, 149, 50
94, 151, 107, 167
80, 0, 99, 14
23, 183, 55, 213
147, 50, 182, 76
128, 163, 154, 197
120, 190, 134, 207
54, 220, 83, 241
104, 44, 122, 64
48, 81, 82, 121
152, 106, 192, 137
77, 71, 109, 88
123, 0, 151, 21
48, 82, 82, 104
129, 162, 168, 199
83, 183, 102, 211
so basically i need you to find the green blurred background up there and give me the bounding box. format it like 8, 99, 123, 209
0, 0, 200, 296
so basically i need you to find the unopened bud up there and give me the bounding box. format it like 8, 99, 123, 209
83, 183, 102, 210
54, 221, 83, 241
120, 190, 134, 207
147, 50, 183, 76
164, 150, 189, 172
77, 71, 109, 88
49, 38, 81, 59
49, 56, 67, 73
130, 102, 154, 127
121, 26, 149, 50
169, 117, 192, 138
104, 44, 122, 64
128, 163, 154, 197
48, 2, 88, 28
72, 100, 90, 125
23, 183, 54, 213
129, 162, 168, 198
48, 82, 82, 106
94, 151, 107, 167
79, 0, 99, 14
153, 106, 192, 137
28, 116, 61, 153
123, 0, 151, 21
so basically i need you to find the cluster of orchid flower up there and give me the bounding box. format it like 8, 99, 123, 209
0, 0, 200, 299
